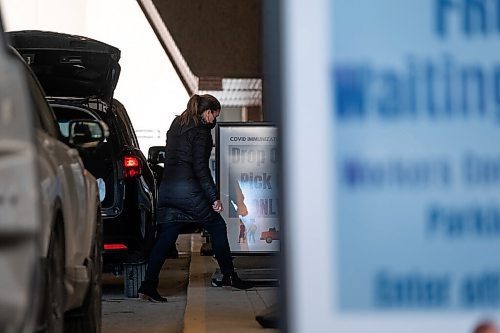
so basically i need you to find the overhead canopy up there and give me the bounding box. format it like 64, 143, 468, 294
137, 0, 262, 107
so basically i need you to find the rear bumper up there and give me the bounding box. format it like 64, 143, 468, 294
102, 210, 136, 267
101, 178, 155, 271
102, 206, 150, 271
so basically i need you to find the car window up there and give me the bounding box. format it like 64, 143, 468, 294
110, 112, 132, 146
26, 73, 60, 138
118, 108, 140, 148
52, 106, 97, 138
113, 102, 139, 148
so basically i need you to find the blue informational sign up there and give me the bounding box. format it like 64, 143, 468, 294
333, 0, 500, 312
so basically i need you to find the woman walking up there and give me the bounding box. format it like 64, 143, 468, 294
138, 94, 253, 302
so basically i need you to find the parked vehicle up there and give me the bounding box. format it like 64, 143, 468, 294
0, 23, 41, 333
52, 99, 158, 273
8, 30, 158, 296
4, 46, 106, 332
148, 145, 166, 184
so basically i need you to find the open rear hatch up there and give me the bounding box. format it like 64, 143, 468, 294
7, 31, 123, 216
7, 30, 121, 103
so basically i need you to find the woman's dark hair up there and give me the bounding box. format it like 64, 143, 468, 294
179, 94, 221, 126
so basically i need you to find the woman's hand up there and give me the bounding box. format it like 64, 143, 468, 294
212, 200, 224, 213
236, 202, 248, 216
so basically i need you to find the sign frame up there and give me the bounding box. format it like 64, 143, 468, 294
215, 122, 280, 254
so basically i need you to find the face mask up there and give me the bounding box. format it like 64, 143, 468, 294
206, 118, 217, 129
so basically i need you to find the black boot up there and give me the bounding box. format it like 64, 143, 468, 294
220, 272, 254, 290
138, 280, 168, 302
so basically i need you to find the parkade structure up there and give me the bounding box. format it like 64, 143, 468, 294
135, 2, 283, 331
137, 0, 280, 122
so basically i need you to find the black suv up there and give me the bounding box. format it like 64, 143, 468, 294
8, 30, 158, 295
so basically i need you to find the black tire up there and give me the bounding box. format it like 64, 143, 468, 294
65, 211, 103, 333
266, 237, 273, 244
123, 261, 147, 298
44, 223, 65, 333
123, 208, 151, 297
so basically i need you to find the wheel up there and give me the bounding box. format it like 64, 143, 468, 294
123, 261, 147, 298
125, 209, 154, 263
266, 237, 273, 244
44, 224, 65, 333
65, 211, 103, 333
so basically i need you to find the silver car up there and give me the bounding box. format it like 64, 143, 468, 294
0, 22, 41, 333
1, 43, 108, 333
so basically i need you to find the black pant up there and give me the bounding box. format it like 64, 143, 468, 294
144, 214, 234, 286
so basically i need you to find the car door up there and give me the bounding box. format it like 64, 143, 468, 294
26, 71, 94, 267
25, 71, 75, 253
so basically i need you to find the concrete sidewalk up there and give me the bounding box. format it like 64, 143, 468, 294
183, 238, 280, 333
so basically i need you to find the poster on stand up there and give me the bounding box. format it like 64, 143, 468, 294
216, 123, 279, 253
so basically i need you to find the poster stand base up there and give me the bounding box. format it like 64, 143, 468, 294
210, 255, 280, 287
210, 268, 279, 287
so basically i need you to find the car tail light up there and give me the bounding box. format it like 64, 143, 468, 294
104, 243, 128, 250
124, 155, 141, 179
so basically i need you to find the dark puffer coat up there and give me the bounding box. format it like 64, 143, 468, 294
157, 117, 218, 223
